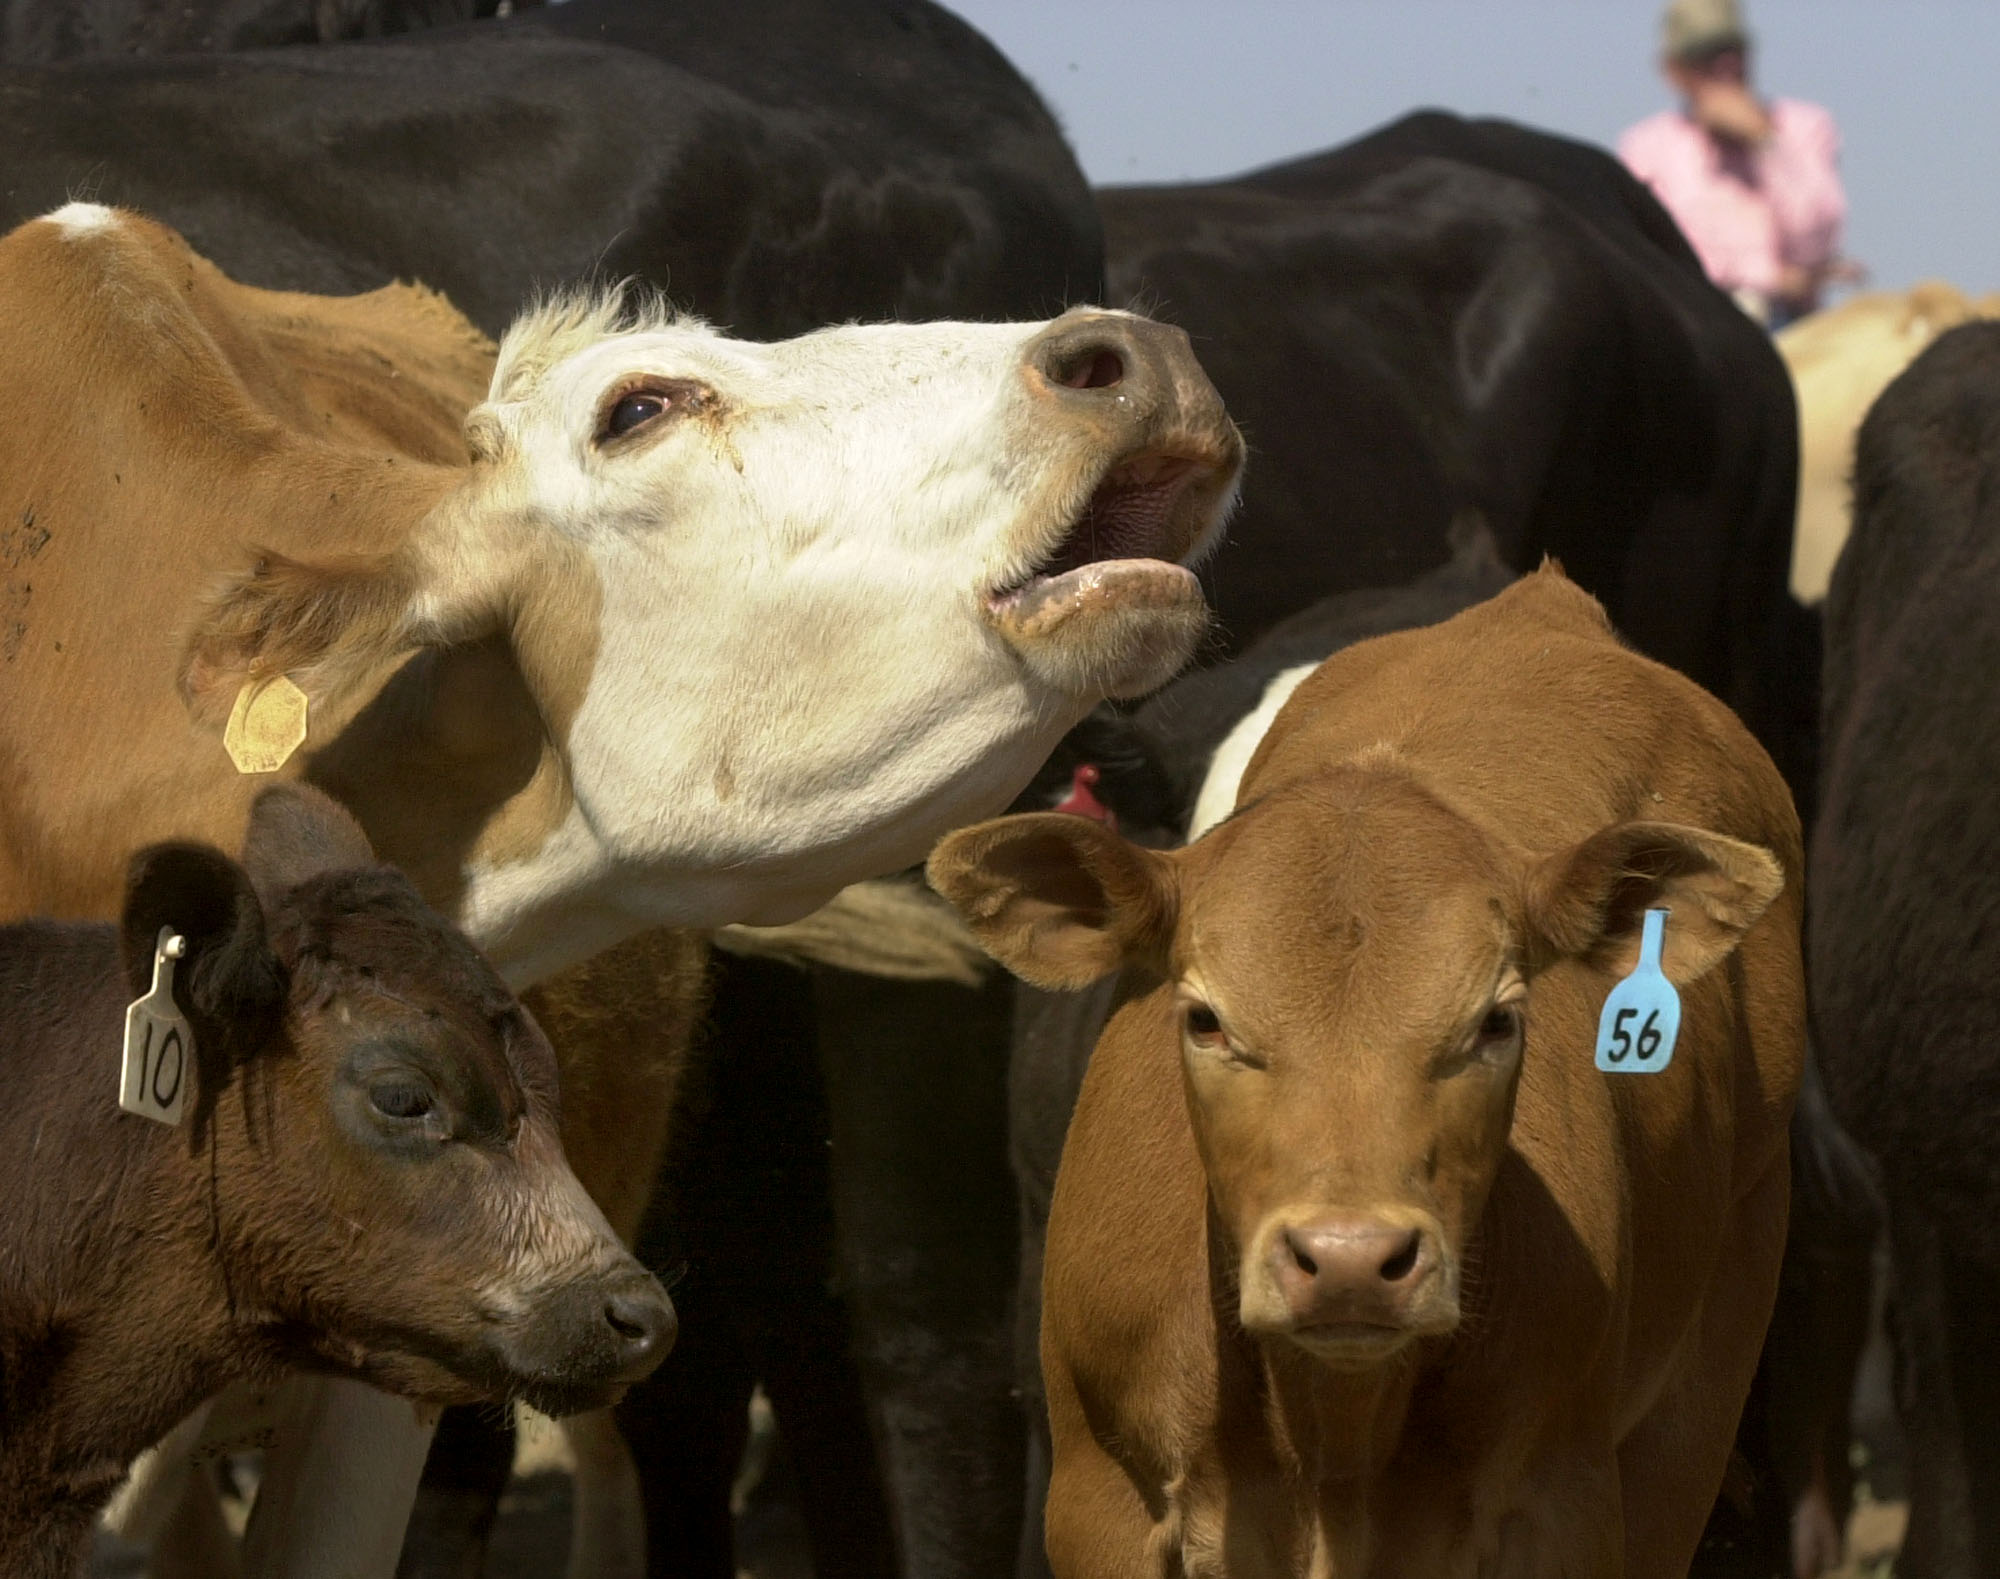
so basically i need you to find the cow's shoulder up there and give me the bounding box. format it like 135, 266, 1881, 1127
0, 205, 489, 466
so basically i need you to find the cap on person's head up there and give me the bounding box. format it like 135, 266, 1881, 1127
1662, 0, 1750, 61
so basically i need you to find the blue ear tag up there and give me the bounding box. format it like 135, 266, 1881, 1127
1594, 908, 1681, 1075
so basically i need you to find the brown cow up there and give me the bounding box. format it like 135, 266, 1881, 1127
931, 571, 1804, 1577
0, 784, 672, 1579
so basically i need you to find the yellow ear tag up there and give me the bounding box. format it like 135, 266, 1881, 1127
223, 675, 309, 775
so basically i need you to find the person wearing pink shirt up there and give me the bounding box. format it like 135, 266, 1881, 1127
1620, 0, 1860, 327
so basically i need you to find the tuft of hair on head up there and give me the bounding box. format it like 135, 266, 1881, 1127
465, 281, 699, 462
484, 281, 697, 407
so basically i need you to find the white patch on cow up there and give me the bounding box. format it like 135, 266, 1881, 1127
1187, 663, 1318, 842
431, 295, 1233, 977
44, 201, 117, 239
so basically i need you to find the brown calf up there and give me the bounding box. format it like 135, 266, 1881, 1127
0, 786, 671, 1578
932, 571, 1804, 1577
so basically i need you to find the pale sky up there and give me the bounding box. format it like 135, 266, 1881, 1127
944, 1, 1999, 294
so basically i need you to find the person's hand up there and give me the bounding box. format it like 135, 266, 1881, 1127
1691, 80, 1771, 145
1774, 264, 1815, 306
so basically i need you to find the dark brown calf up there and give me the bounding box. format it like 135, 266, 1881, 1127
0, 786, 671, 1577
932, 572, 1804, 1577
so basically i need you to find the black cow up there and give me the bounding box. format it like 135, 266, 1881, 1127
0, 0, 1101, 337
0, 0, 512, 60
1103, 110, 1815, 809
1812, 320, 2000, 1579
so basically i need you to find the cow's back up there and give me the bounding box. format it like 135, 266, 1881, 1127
0, 0, 1101, 337
1096, 114, 1804, 807
0, 208, 485, 916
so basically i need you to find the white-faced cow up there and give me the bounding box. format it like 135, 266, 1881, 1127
0, 206, 1241, 1577
932, 572, 1804, 1578
0, 784, 672, 1579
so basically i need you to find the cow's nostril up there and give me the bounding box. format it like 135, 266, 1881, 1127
1378, 1231, 1422, 1283
606, 1302, 648, 1343
1286, 1231, 1319, 1278
602, 1283, 676, 1376
1054, 345, 1125, 391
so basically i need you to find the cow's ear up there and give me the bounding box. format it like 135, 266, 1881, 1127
122, 842, 287, 1052
176, 545, 501, 727
927, 813, 1177, 990
240, 784, 378, 905
1522, 820, 1785, 986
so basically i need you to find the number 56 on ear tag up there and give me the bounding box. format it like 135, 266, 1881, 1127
121, 928, 192, 1126
1595, 908, 1681, 1075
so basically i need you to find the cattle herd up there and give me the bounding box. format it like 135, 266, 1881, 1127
0, 1, 1986, 1577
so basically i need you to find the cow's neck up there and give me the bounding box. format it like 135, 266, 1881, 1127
305, 636, 566, 941
298, 480, 606, 981
0, 955, 249, 1555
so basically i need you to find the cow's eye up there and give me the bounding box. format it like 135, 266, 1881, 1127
1476, 1004, 1520, 1044
369, 1079, 436, 1121
605, 392, 668, 438
1184, 1003, 1225, 1043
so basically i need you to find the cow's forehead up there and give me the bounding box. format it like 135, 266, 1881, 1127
1180, 775, 1518, 1025
542, 314, 1104, 401
283, 874, 555, 1096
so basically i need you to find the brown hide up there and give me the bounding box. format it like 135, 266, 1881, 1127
0, 209, 507, 916
936, 572, 1804, 1576
0, 787, 677, 1578
0, 211, 705, 1428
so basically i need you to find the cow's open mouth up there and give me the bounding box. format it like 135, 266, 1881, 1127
986, 451, 1209, 622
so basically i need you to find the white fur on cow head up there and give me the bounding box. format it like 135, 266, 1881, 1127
189, 289, 1242, 980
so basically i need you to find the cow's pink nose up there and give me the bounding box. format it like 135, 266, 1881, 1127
1268, 1216, 1437, 1328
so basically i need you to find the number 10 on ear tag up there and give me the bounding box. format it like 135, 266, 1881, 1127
1595, 908, 1681, 1075
121, 928, 192, 1126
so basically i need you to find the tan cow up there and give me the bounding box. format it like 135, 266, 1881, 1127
1781, 282, 2000, 603
932, 571, 1804, 1577
0, 204, 1242, 1576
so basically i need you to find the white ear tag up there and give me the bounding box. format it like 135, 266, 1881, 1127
121, 927, 193, 1126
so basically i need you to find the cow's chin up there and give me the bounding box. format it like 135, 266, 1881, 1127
986, 560, 1209, 699
1278, 1321, 1423, 1371
325, 1343, 631, 1421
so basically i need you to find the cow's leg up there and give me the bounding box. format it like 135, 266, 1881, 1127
1619, 1156, 1791, 1579
817, 968, 1024, 1579
153, 1457, 244, 1579
1885, 1192, 2000, 1579
395, 1407, 513, 1579
565, 1408, 647, 1579
1009, 979, 1114, 1579
101, 1398, 216, 1547
619, 950, 894, 1578
394, 928, 709, 1579
240, 1379, 439, 1579
540, 929, 711, 1579
1720, 1056, 1882, 1579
